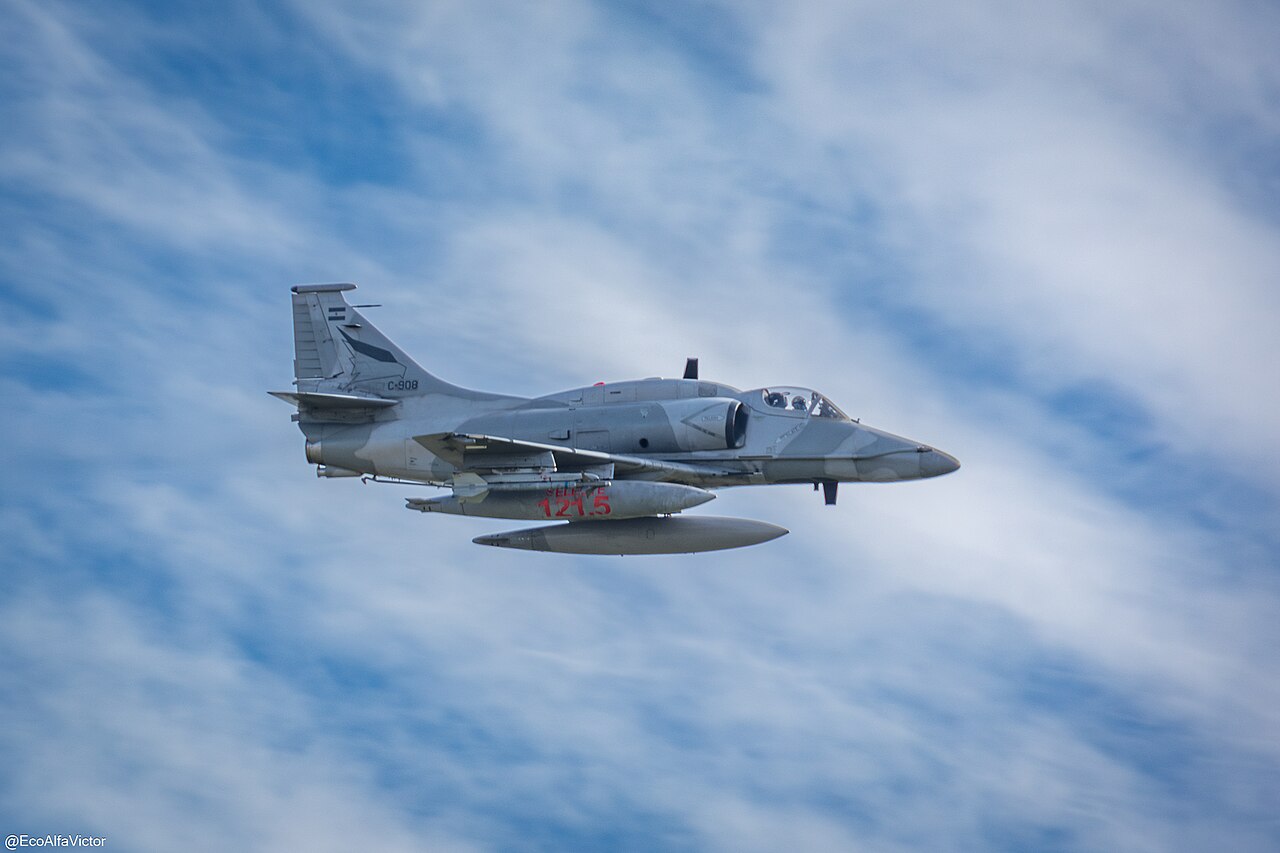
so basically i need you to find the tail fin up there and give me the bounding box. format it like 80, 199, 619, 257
290, 283, 466, 398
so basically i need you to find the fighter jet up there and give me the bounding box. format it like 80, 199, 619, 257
271, 283, 959, 554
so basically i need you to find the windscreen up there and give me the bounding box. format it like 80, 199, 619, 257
757, 388, 849, 420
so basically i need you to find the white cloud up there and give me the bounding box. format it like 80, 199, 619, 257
3, 1, 1279, 851
741, 0, 1280, 482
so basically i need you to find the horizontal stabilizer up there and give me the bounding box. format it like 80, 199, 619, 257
268, 390, 399, 409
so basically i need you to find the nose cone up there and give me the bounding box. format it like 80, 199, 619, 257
919, 448, 961, 478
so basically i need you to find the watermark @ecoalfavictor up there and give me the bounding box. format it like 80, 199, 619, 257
6, 836, 106, 849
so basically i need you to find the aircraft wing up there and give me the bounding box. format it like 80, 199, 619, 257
268, 390, 399, 409
412, 432, 723, 479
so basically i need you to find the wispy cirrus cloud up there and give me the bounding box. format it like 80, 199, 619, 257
2, 1, 1278, 851
738, 1, 1280, 481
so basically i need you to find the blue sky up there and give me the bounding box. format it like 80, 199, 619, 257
2, 1, 1279, 851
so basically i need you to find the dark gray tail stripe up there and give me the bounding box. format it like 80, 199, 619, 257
338, 328, 398, 364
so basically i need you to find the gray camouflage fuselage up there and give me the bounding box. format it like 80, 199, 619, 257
273, 283, 959, 553
301, 377, 958, 488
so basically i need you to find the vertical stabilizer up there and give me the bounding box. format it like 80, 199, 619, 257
290, 283, 470, 398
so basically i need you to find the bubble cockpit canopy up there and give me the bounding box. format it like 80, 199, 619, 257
752, 387, 850, 420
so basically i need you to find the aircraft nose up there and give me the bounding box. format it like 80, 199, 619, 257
919, 448, 961, 478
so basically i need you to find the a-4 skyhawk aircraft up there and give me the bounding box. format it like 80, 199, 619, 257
272, 283, 959, 554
